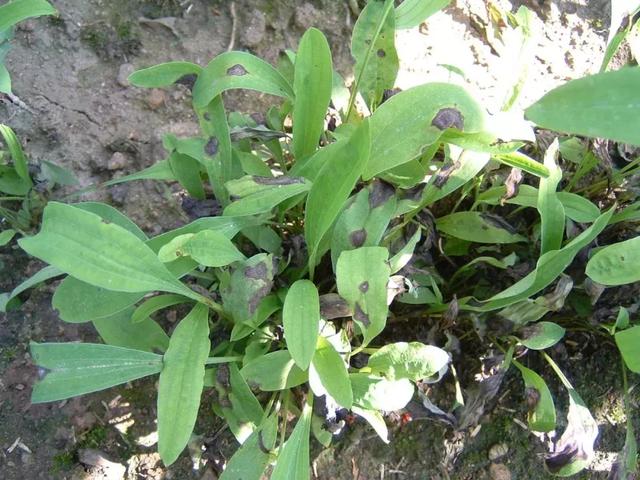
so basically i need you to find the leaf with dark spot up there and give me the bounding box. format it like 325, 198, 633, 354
227, 64, 248, 76
350, 229, 368, 247
245, 262, 268, 280
368, 180, 395, 209
204, 136, 219, 156
433, 160, 460, 188
174, 73, 197, 90
353, 303, 371, 327
377, 49, 386, 57
253, 176, 305, 186
319, 293, 352, 319
431, 107, 464, 131
359, 281, 369, 293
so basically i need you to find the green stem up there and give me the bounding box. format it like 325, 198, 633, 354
205, 356, 242, 365
279, 390, 291, 447
541, 350, 573, 390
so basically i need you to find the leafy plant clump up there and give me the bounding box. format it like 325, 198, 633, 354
5, 0, 640, 477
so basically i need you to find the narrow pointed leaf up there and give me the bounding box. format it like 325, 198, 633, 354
74, 202, 148, 240
30, 342, 162, 403
283, 280, 320, 370
615, 326, 640, 372
513, 361, 556, 432
240, 350, 307, 391
395, 0, 451, 29
538, 140, 565, 254
271, 402, 312, 480
128, 61, 202, 88
158, 304, 210, 466
224, 178, 311, 216
310, 337, 353, 408
437, 211, 525, 244
0, 0, 57, 33
0, 124, 31, 184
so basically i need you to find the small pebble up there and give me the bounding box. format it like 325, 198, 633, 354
241, 10, 266, 47
146, 88, 166, 109
489, 463, 512, 480
108, 152, 128, 171
117, 63, 135, 87
488, 443, 509, 461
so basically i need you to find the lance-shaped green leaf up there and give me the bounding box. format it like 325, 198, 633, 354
331, 180, 397, 269
367, 342, 450, 382
158, 230, 245, 266
0, 124, 30, 184
1, 265, 62, 313
512, 361, 556, 432
0, 228, 16, 246
615, 326, 640, 373
102, 159, 176, 187
73, 202, 148, 240
30, 342, 162, 403
93, 307, 170, 353
518, 321, 565, 350
271, 402, 313, 480
158, 304, 210, 466
305, 121, 371, 269
193, 51, 294, 108
351, 0, 399, 109
473, 207, 614, 311
283, 280, 320, 370
526, 68, 640, 146
586, 236, 640, 286
217, 364, 265, 441
351, 406, 389, 443
538, 140, 565, 254
309, 337, 353, 408
240, 350, 307, 391
389, 228, 421, 274
168, 152, 205, 200
132, 294, 192, 324
436, 211, 526, 244
0, 0, 57, 32
224, 177, 312, 216
221, 253, 275, 324
350, 373, 414, 411
336, 247, 390, 345
128, 61, 202, 88
19, 203, 200, 300
292, 28, 333, 160
364, 83, 485, 179
219, 415, 278, 480
395, 0, 451, 29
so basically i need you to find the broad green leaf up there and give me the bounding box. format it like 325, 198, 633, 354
157, 234, 195, 263
30, 342, 162, 403
351, 406, 389, 443
0, 228, 16, 246
74, 202, 147, 241
351, 0, 398, 109
230, 294, 282, 341
221, 253, 275, 324
331, 181, 397, 269
450, 252, 517, 284
158, 304, 210, 466
158, 230, 245, 266
518, 321, 566, 350
283, 280, 320, 370
193, 51, 294, 109
395, 0, 450, 29
93, 307, 170, 353
305, 121, 371, 268
242, 225, 282, 254
436, 211, 525, 243
350, 373, 414, 411
128, 61, 202, 87
615, 326, 640, 372
103, 159, 176, 187
513, 361, 556, 432
169, 152, 205, 200
389, 228, 421, 274
0, 0, 56, 32
292, 28, 333, 160
368, 342, 450, 382
132, 294, 191, 324
310, 336, 353, 408
526, 68, 640, 146
271, 402, 312, 480
240, 350, 307, 391
226, 364, 265, 433
19, 203, 200, 301
0, 265, 62, 312
336, 247, 390, 345
474, 207, 614, 311
537, 140, 564, 254
219, 415, 278, 480
0, 123, 30, 184
0, 168, 30, 194
493, 151, 550, 178
224, 177, 311, 216
364, 83, 485, 179
586, 236, 640, 286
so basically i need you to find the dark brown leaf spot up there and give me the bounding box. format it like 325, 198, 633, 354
443, 295, 459, 325
248, 283, 273, 316
359, 281, 369, 293
174, 73, 197, 90
227, 64, 248, 76
502, 168, 523, 204
525, 387, 540, 411
433, 160, 460, 188
480, 213, 518, 234
216, 364, 231, 388
381, 87, 402, 104
258, 431, 271, 454
244, 262, 268, 280
431, 107, 464, 131
203, 112, 211, 121
349, 229, 367, 247
253, 176, 305, 185
368, 180, 395, 209
545, 445, 582, 474
37, 367, 51, 380
205, 136, 219, 156
353, 303, 370, 327
377, 48, 386, 57
319, 293, 352, 319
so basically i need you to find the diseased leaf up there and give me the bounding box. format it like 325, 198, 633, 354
310, 336, 353, 408
350, 373, 414, 411
158, 304, 210, 466
368, 342, 450, 382
292, 28, 333, 160
305, 121, 371, 269
0, 265, 62, 313
518, 321, 565, 350
436, 211, 526, 244
364, 83, 485, 179
615, 326, 640, 373
131, 294, 191, 324
159, 230, 245, 266
586, 236, 640, 286
389, 228, 421, 274
224, 177, 311, 216
336, 247, 390, 345
74, 202, 147, 241
395, 0, 451, 29
271, 402, 312, 480
103, 159, 176, 186
30, 342, 162, 403
351, 0, 398, 109
240, 350, 307, 391
513, 361, 556, 432
537, 140, 565, 254
283, 280, 320, 370
93, 307, 170, 353
526, 68, 640, 146
128, 61, 202, 88
193, 51, 294, 109
351, 406, 389, 443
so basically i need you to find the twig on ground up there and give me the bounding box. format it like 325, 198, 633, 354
227, 2, 237, 52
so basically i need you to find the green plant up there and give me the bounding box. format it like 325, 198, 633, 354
9, 0, 640, 478
0, 0, 57, 94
